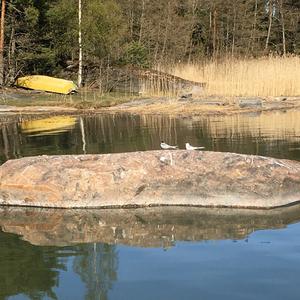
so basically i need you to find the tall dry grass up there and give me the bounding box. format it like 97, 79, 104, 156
163, 56, 300, 97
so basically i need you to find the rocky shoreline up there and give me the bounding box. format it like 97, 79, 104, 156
1, 87, 300, 118
106, 96, 300, 117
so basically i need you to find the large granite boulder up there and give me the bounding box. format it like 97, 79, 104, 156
0, 150, 299, 208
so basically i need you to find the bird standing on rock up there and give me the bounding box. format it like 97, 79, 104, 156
160, 141, 178, 150
185, 143, 205, 150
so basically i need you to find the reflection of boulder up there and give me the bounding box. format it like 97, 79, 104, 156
0, 230, 62, 300
1, 205, 300, 248
1, 150, 300, 208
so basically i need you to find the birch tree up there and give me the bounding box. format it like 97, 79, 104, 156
78, 0, 82, 87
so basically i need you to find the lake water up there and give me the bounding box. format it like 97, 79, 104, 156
1, 109, 300, 299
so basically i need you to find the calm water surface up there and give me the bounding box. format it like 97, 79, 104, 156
1, 109, 300, 299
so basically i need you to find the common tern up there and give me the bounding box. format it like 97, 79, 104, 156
185, 143, 205, 150
160, 141, 178, 150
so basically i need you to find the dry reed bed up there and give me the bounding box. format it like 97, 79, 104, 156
161, 56, 300, 97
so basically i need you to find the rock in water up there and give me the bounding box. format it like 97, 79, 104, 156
0, 150, 299, 208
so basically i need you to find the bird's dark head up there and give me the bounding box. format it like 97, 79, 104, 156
161, 140, 164, 143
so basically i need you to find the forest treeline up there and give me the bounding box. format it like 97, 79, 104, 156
0, 0, 299, 85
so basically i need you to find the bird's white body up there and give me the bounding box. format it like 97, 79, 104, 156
160, 142, 178, 150
185, 143, 205, 150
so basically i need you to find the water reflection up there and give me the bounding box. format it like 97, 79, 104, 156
20, 116, 76, 136
2, 205, 300, 299
1, 206, 300, 247
0, 230, 118, 300
73, 244, 118, 300
0, 231, 62, 299
1, 109, 300, 164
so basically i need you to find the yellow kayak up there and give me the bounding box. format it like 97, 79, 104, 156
16, 75, 78, 94
21, 116, 77, 135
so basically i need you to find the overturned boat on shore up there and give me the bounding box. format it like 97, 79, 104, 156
16, 75, 78, 95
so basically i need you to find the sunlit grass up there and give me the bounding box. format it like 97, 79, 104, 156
161, 56, 300, 97
0, 89, 137, 108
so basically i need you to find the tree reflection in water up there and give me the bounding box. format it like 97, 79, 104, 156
0, 227, 118, 300
0, 231, 64, 300
73, 243, 118, 300
1, 111, 300, 165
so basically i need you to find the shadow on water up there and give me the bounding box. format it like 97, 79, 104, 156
1, 109, 300, 164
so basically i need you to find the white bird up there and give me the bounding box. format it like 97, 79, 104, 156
160, 141, 178, 150
185, 142, 205, 150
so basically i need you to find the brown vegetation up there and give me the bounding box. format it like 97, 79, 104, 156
162, 56, 300, 97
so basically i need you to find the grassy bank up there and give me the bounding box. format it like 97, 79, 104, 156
161, 56, 300, 97
0, 88, 137, 109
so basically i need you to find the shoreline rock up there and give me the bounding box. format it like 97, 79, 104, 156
0, 150, 300, 209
